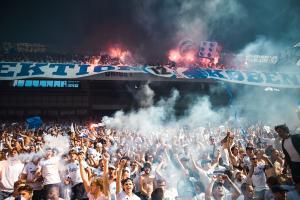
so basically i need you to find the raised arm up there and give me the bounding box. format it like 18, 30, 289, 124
247, 164, 254, 186
102, 153, 110, 197
190, 155, 210, 188
79, 155, 90, 193
174, 154, 188, 175
224, 174, 241, 200
155, 159, 165, 181
35, 161, 42, 177
87, 154, 98, 167
262, 154, 273, 168
116, 159, 125, 193
227, 145, 238, 167
205, 176, 217, 200
210, 150, 221, 170
4, 137, 13, 152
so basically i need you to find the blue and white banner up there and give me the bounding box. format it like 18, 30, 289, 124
0, 62, 300, 88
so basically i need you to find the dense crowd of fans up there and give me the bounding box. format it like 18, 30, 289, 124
0, 52, 121, 66
0, 119, 300, 200
2, 41, 299, 71
0, 51, 244, 72
0, 45, 240, 71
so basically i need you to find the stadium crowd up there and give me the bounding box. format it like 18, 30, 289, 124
0, 48, 234, 70
0, 52, 120, 66
0, 119, 300, 200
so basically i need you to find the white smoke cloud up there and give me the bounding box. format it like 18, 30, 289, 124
231, 37, 299, 129
43, 134, 70, 156
230, 85, 299, 129
179, 96, 224, 128
13, 152, 44, 163
237, 36, 284, 56
103, 89, 179, 135
135, 83, 155, 107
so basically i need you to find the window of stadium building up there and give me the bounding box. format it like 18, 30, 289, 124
12, 80, 80, 88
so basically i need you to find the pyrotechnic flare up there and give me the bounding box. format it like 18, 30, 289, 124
168, 49, 181, 62
108, 46, 132, 65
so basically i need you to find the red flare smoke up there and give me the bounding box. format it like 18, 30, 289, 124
168, 49, 181, 62
184, 51, 195, 62
108, 46, 132, 64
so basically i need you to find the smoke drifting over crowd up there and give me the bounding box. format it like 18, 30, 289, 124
103, 81, 299, 138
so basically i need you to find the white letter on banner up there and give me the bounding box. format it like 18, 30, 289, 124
76, 64, 90, 76
49, 64, 75, 76
263, 72, 281, 85
206, 70, 227, 79
281, 73, 299, 86
16, 63, 46, 76
246, 71, 264, 83
225, 70, 244, 81
0, 62, 16, 77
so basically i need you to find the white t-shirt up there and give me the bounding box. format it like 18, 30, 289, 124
251, 163, 268, 192
199, 193, 232, 200
116, 191, 140, 200
22, 162, 43, 190
65, 161, 84, 185
284, 137, 300, 162
4, 197, 15, 200
0, 159, 24, 193
243, 156, 251, 169
164, 188, 178, 200
109, 181, 116, 194
38, 156, 61, 185
220, 147, 230, 167
94, 151, 102, 162
87, 192, 108, 200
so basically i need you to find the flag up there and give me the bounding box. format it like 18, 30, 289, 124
26, 116, 43, 129
70, 123, 75, 133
